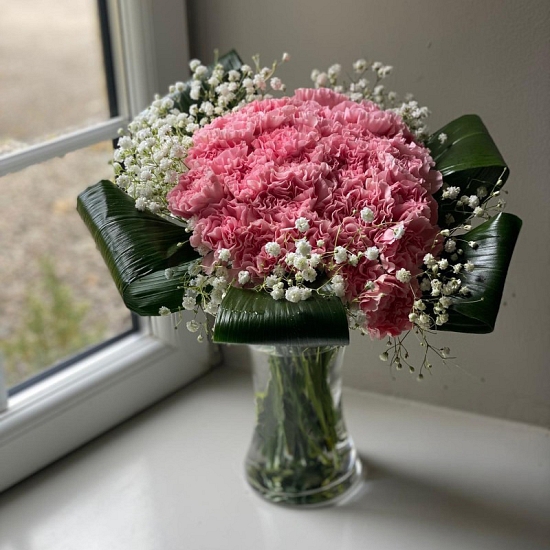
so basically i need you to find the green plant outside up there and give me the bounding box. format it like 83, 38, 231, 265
1, 258, 105, 387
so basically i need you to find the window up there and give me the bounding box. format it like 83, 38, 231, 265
0, 0, 216, 493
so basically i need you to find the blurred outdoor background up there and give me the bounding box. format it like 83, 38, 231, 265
0, 0, 132, 387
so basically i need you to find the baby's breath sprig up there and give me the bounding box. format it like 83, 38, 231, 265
113, 53, 289, 217
381, 327, 455, 379
311, 58, 430, 141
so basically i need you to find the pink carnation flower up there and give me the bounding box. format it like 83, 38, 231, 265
168, 88, 442, 338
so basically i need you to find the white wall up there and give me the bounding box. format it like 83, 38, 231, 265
186, 0, 550, 427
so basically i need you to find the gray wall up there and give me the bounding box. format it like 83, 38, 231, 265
186, 0, 550, 427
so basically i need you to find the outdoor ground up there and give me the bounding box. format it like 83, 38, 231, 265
0, 0, 131, 386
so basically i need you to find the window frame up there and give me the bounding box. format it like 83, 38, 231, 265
0, 0, 216, 493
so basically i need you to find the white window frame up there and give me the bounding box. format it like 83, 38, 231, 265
0, 0, 217, 493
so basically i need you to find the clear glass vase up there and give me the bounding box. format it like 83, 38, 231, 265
245, 345, 362, 507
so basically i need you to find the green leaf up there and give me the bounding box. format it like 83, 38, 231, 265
427, 115, 509, 228
77, 180, 200, 316
213, 286, 350, 346
437, 212, 522, 333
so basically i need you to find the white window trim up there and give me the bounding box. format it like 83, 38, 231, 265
0, 0, 215, 493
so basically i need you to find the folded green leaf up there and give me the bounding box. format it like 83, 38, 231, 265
437, 212, 522, 333
427, 115, 509, 228
213, 286, 350, 346
77, 180, 200, 316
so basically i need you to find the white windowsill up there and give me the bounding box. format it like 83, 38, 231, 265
0, 359, 548, 550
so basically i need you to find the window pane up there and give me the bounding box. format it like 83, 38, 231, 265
0, 0, 110, 157
0, 142, 132, 388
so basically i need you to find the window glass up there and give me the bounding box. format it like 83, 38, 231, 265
0, 0, 110, 157
0, 141, 132, 388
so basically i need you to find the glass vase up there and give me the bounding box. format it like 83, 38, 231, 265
245, 345, 362, 507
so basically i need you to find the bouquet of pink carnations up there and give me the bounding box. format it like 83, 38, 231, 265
78, 50, 522, 505
78, 50, 521, 373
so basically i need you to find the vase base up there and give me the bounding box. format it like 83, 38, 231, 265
246, 455, 363, 508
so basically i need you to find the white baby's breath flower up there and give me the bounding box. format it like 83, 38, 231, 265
265, 275, 279, 288
190, 274, 206, 287
360, 207, 375, 223
271, 283, 285, 300
182, 296, 196, 310
295, 239, 312, 256
265, 241, 281, 257
477, 186, 488, 199
295, 217, 310, 232
217, 248, 231, 262
189, 59, 201, 71
135, 197, 147, 211
189, 85, 201, 101
436, 313, 449, 326
227, 69, 240, 82
238, 271, 251, 285
186, 320, 200, 333
442, 186, 460, 200
315, 72, 329, 87
332, 283, 346, 297
212, 276, 228, 290
285, 286, 302, 303
438, 132, 448, 144
293, 256, 309, 270
431, 279, 442, 296
309, 253, 322, 268
366, 246, 380, 261
253, 74, 266, 90
301, 267, 317, 282
327, 64, 342, 79
417, 313, 432, 329
396, 268, 411, 283
270, 77, 285, 91
159, 306, 171, 316
393, 223, 405, 240
474, 206, 484, 217
353, 59, 368, 73
423, 253, 436, 267
468, 195, 480, 209
194, 65, 208, 78
444, 239, 457, 253
203, 302, 219, 315
334, 246, 348, 264
420, 278, 431, 292
300, 288, 312, 301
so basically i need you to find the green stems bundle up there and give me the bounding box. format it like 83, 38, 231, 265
245, 346, 360, 506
